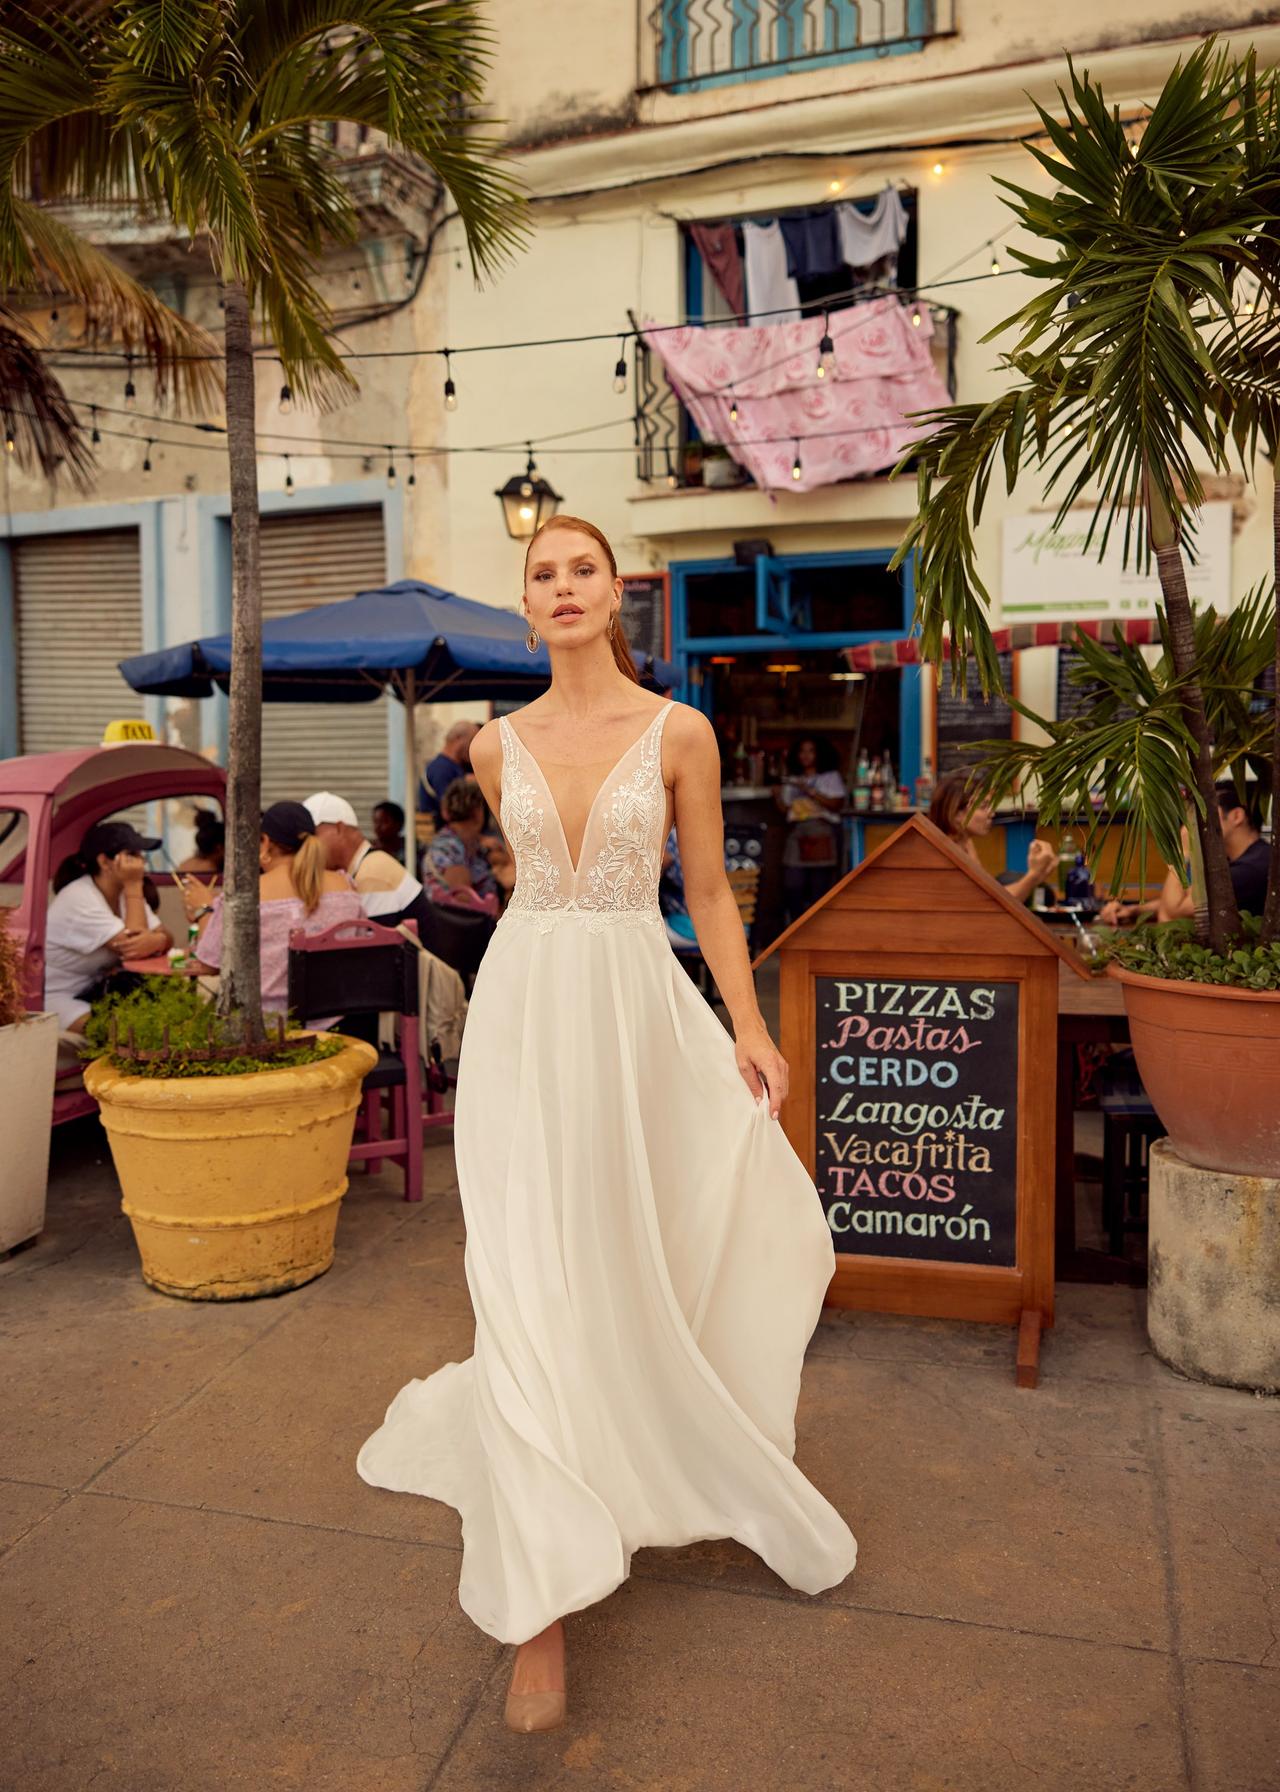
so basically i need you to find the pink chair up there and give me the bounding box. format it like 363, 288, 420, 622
286, 917, 423, 1203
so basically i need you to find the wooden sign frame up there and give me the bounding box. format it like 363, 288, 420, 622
619, 571, 672, 662
754, 815, 1087, 1388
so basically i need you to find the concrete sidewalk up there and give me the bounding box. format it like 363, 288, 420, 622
2, 1117, 1276, 1792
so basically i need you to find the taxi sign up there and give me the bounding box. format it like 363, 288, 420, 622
102, 719, 157, 744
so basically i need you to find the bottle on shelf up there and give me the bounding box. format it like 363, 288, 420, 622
913, 753, 935, 811
868, 758, 885, 813
853, 750, 871, 814
732, 738, 749, 785
880, 749, 896, 794
1057, 827, 1078, 900
1064, 851, 1094, 910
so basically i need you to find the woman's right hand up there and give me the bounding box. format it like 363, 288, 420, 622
180, 875, 217, 918
1027, 839, 1058, 884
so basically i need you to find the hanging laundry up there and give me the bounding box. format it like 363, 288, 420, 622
779, 208, 844, 282
641, 296, 952, 494
742, 219, 800, 325
689, 222, 746, 318
837, 187, 909, 270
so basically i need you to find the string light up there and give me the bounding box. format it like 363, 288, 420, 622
284, 454, 295, 496
911, 306, 922, 327
4, 424, 13, 453
123, 353, 136, 409
828, 179, 843, 194
407, 454, 417, 488
279, 381, 293, 414
141, 438, 153, 473
817, 315, 835, 378
90, 405, 100, 446
728, 393, 739, 424
613, 336, 628, 393
931, 160, 944, 176
989, 242, 1001, 274
443, 349, 457, 411
791, 440, 802, 481
385, 448, 397, 487
665, 449, 678, 489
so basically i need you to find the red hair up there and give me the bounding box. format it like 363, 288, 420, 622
525, 515, 639, 685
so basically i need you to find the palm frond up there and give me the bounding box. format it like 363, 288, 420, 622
0, 312, 93, 484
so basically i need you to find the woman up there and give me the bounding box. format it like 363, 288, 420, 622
178, 809, 226, 876
357, 517, 856, 1733
772, 734, 847, 923
183, 801, 360, 1014
929, 769, 1058, 903
45, 821, 172, 1031
420, 776, 501, 914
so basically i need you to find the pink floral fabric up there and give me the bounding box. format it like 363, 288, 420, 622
642, 296, 953, 492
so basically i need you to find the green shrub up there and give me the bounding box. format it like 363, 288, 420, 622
84, 977, 344, 1078
1098, 914, 1280, 992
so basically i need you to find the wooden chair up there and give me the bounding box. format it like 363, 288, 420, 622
287, 917, 423, 1203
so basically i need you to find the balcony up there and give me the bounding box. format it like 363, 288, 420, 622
649, 0, 956, 92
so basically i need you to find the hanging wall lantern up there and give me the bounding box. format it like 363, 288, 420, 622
495, 447, 563, 541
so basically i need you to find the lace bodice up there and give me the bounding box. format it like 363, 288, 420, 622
498, 705, 673, 933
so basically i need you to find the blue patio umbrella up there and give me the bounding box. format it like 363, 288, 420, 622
120, 579, 677, 867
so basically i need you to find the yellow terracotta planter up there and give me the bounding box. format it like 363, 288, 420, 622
85, 1035, 378, 1300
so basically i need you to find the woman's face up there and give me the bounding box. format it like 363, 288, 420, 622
964, 797, 994, 837
797, 738, 817, 772
523, 528, 618, 647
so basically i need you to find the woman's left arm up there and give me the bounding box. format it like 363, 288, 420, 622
671, 707, 788, 1120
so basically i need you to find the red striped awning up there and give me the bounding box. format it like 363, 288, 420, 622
844, 618, 1159, 672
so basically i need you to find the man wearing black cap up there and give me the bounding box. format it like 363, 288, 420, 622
45, 821, 172, 1030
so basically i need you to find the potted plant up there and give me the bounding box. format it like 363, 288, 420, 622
82, 978, 376, 1300
703, 443, 743, 488
894, 45, 1280, 1385
0, 910, 59, 1255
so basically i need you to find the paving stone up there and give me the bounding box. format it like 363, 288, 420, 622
1184, 1659, 1280, 1792
0, 1479, 67, 1554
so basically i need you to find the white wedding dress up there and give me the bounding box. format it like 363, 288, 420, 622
356, 700, 857, 1644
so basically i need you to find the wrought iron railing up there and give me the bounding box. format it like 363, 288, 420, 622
632, 300, 959, 489
649, 0, 955, 89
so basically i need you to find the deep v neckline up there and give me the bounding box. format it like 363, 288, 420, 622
504, 708, 665, 878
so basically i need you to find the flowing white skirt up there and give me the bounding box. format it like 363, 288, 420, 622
356, 908, 857, 1644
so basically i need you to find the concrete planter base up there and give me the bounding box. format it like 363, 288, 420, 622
1147, 1138, 1280, 1392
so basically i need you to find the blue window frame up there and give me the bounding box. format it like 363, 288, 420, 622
656, 0, 936, 93
669, 548, 921, 791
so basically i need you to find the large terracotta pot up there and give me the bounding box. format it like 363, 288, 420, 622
85, 1034, 377, 1299
1107, 965, 1280, 1177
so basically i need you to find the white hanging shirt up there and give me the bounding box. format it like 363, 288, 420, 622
836, 188, 909, 270
743, 219, 801, 325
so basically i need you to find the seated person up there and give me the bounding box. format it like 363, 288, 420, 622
418, 721, 480, 822
371, 800, 406, 863
45, 822, 172, 1032
929, 770, 1058, 904
178, 810, 225, 876
1100, 781, 1270, 926
422, 777, 500, 913
305, 790, 437, 937
182, 801, 361, 1016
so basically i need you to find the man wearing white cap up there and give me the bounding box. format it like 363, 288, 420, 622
305, 791, 425, 925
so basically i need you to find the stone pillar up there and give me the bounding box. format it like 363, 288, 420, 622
1147, 1139, 1280, 1392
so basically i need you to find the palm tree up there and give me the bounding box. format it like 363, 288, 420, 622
893, 42, 1279, 955
0, 0, 525, 1034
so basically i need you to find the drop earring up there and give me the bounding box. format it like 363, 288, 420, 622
607, 611, 617, 639
525, 619, 540, 652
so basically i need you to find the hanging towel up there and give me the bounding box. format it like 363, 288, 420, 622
690, 222, 746, 317
742, 219, 801, 325
779, 209, 844, 282
837, 188, 909, 270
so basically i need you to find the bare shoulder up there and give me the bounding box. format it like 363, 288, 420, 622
661, 699, 718, 766
469, 717, 503, 775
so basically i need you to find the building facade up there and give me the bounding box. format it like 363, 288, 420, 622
2, 5, 1277, 837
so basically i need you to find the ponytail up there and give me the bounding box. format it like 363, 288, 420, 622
291, 832, 326, 914
610, 620, 640, 685
53, 851, 92, 894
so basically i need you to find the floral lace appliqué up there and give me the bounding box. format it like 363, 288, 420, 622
498, 707, 671, 933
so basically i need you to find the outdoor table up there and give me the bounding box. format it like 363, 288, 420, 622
1055, 951, 1136, 1285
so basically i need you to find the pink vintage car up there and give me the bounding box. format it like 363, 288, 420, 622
0, 736, 226, 1123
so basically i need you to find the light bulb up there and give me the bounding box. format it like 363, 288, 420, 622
90, 409, 101, 446
791, 447, 802, 482
518, 502, 535, 522
728, 395, 739, 424
932, 160, 944, 177
142, 439, 153, 474
279, 383, 293, 414
444, 377, 457, 411
386, 456, 397, 487
828, 179, 843, 194
989, 246, 1000, 274
911, 308, 922, 328
407, 457, 417, 488
284, 458, 295, 496
4, 427, 13, 453
817, 329, 835, 377
123, 377, 136, 409
613, 355, 628, 393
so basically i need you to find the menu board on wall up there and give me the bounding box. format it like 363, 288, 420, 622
813, 974, 1020, 1267
620, 574, 669, 664
934, 651, 1014, 775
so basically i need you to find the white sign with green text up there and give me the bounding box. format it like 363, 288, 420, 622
1001, 500, 1232, 623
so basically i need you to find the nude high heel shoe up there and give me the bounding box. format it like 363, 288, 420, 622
505, 1622, 566, 1733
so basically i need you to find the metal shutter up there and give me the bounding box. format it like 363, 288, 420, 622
258, 506, 388, 827
13, 528, 143, 754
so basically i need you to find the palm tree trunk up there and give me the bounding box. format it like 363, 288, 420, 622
1146, 472, 1240, 954
217, 280, 264, 1039
1261, 469, 1280, 945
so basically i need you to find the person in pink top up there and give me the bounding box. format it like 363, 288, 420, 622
183, 801, 361, 1016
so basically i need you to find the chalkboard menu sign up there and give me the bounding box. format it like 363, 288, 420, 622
1055, 643, 1138, 726
814, 975, 1019, 1267
934, 651, 1014, 774
620, 574, 668, 664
